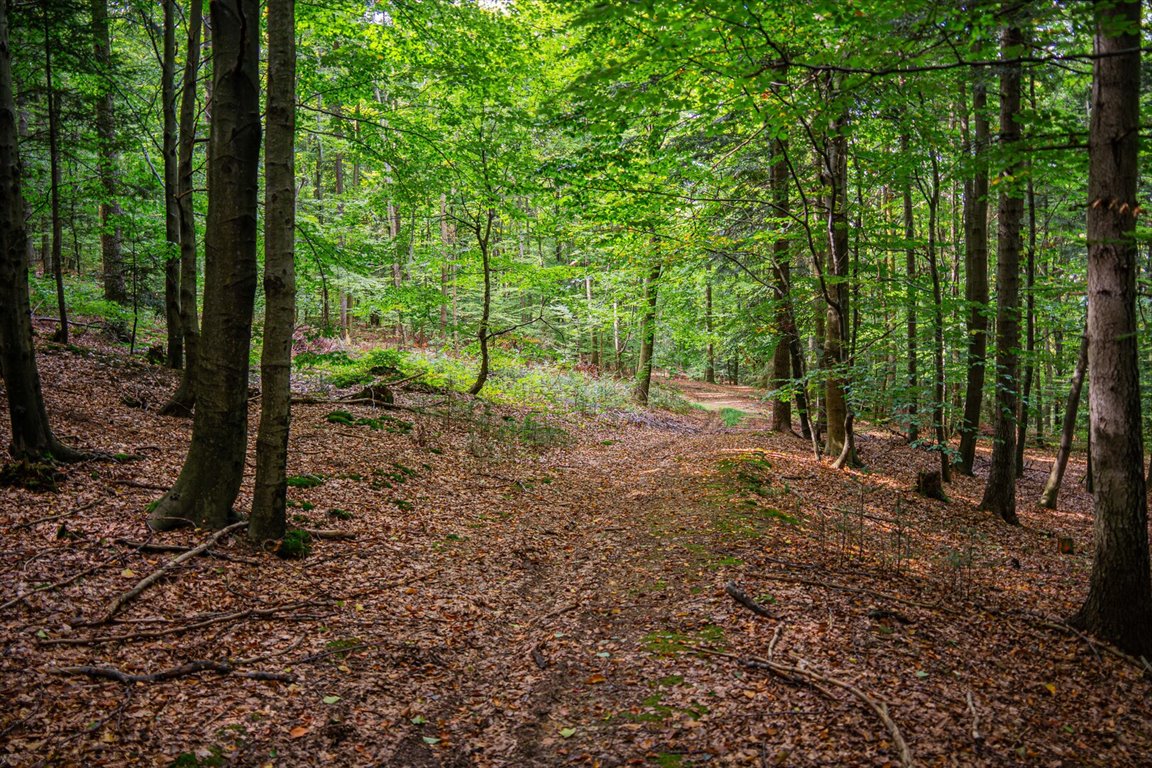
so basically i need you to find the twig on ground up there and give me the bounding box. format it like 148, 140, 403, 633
13, 497, 105, 530
94, 521, 247, 624
301, 528, 356, 541
758, 571, 955, 614
1, 553, 124, 612
48, 660, 294, 684
726, 580, 781, 620
967, 690, 984, 752
110, 480, 171, 491
113, 538, 260, 564
40, 602, 315, 646
691, 644, 913, 768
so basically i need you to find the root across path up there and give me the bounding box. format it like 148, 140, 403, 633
1, 348, 1148, 767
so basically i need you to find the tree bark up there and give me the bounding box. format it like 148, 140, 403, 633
1040, 331, 1087, 510
1070, 0, 1152, 658
162, 0, 182, 368
90, 0, 126, 305
467, 209, 496, 396
161, 0, 204, 417
0, 0, 80, 462
43, 9, 67, 345
978, 17, 1024, 525
150, 0, 261, 531
957, 68, 990, 475
770, 137, 792, 432
633, 258, 662, 405
823, 101, 856, 466
902, 131, 918, 444
1015, 164, 1037, 476
251, 0, 295, 546
704, 279, 716, 385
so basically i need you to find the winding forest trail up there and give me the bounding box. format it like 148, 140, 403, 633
2, 347, 1150, 767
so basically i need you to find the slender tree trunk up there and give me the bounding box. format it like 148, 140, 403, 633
633, 259, 662, 405
468, 210, 495, 396
90, 0, 126, 304
770, 137, 792, 431
162, 0, 182, 368
978, 18, 1024, 525
704, 279, 715, 384
43, 11, 67, 345
439, 194, 451, 334
923, 156, 951, 483
1015, 165, 1037, 476
824, 101, 856, 467
1041, 331, 1087, 509
0, 0, 80, 461
251, 0, 295, 546
150, 0, 261, 531
958, 68, 991, 475
902, 132, 918, 443
1070, 0, 1152, 658
162, 0, 203, 417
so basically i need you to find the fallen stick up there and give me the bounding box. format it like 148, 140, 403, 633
95, 521, 248, 624
49, 660, 294, 684
691, 644, 913, 768
967, 690, 983, 752
13, 497, 105, 530
302, 528, 356, 541
726, 580, 781, 620
0, 553, 121, 612
111, 480, 172, 492
757, 572, 954, 614
40, 602, 312, 646
112, 538, 259, 565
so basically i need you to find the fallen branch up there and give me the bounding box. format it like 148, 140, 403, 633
112, 538, 260, 565
111, 480, 171, 492
13, 497, 105, 530
301, 528, 356, 541
967, 690, 984, 752
726, 580, 781, 620
48, 660, 294, 685
95, 521, 247, 624
691, 643, 913, 768
40, 602, 314, 646
758, 572, 955, 614
0, 553, 121, 612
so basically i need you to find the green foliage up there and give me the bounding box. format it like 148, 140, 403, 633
286, 474, 325, 489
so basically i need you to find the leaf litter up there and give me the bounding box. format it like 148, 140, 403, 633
0, 341, 1149, 767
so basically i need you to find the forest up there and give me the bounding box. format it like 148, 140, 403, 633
1, 0, 1151, 765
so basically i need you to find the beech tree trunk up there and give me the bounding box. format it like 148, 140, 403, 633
978, 18, 1023, 525
0, 0, 79, 461
161, 0, 203, 417
770, 138, 792, 432
1040, 331, 1087, 510
162, 0, 182, 368
90, 0, 126, 305
633, 259, 662, 405
902, 132, 918, 444
1070, 0, 1152, 658
43, 10, 67, 345
150, 0, 261, 531
824, 101, 856, 466
251, 0, 296, 546
1016, 167, 1038, 476
468, 209, 496, 396
704, 279, 716, 385
957, 69, 990, 475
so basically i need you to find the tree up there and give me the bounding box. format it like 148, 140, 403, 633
160, 0, 204, 417
90, 0, 126, 304
978, 16, 1024, 525
1040, 330, 1087, 509
250, 0, 296, 545
0, 0, 79, 462
161, 0, 182, 368
150, 0, 261, 531
1070, 0, 1152, 658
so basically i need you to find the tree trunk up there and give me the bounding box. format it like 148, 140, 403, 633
823, 101, 856, 466
0, 0, 80, 461
251, 0, 295, 546
161, 0, 203, 417
90, 0, 126, 305
957, 68, 991, 475
922, 156, 951, 483
704, 279, 715, 384
902, 131, 918, 444
468, 210, 495, 396
770, 137, 792, 432
43, 10, 67, 345
978, 18, 1024, 525
633, 259, 662, 405
162, 0, 182, 368
149, 0, 261, 531
1015, 165, 1037, 476
1040, 331, 1087, 509
1070, 0, 1152, 658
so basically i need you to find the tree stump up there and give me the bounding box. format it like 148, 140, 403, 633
915, 470, 947, 501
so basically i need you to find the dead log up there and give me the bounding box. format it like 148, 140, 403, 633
915, 470, 947, 501
49, 660, 293, 684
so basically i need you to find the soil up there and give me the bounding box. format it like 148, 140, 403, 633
1, 338, 1148, 767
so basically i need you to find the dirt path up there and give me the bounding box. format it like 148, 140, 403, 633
665, 376, 772, 418
3, 353, 1150, 767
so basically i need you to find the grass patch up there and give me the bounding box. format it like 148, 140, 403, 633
286, 473, 325, 488
718, 407, 748, 427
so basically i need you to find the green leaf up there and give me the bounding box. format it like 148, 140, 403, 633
559, 727, 577, 738
323, 695, 341, 704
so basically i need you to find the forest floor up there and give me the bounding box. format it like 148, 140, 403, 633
2, 335, 1151, 768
